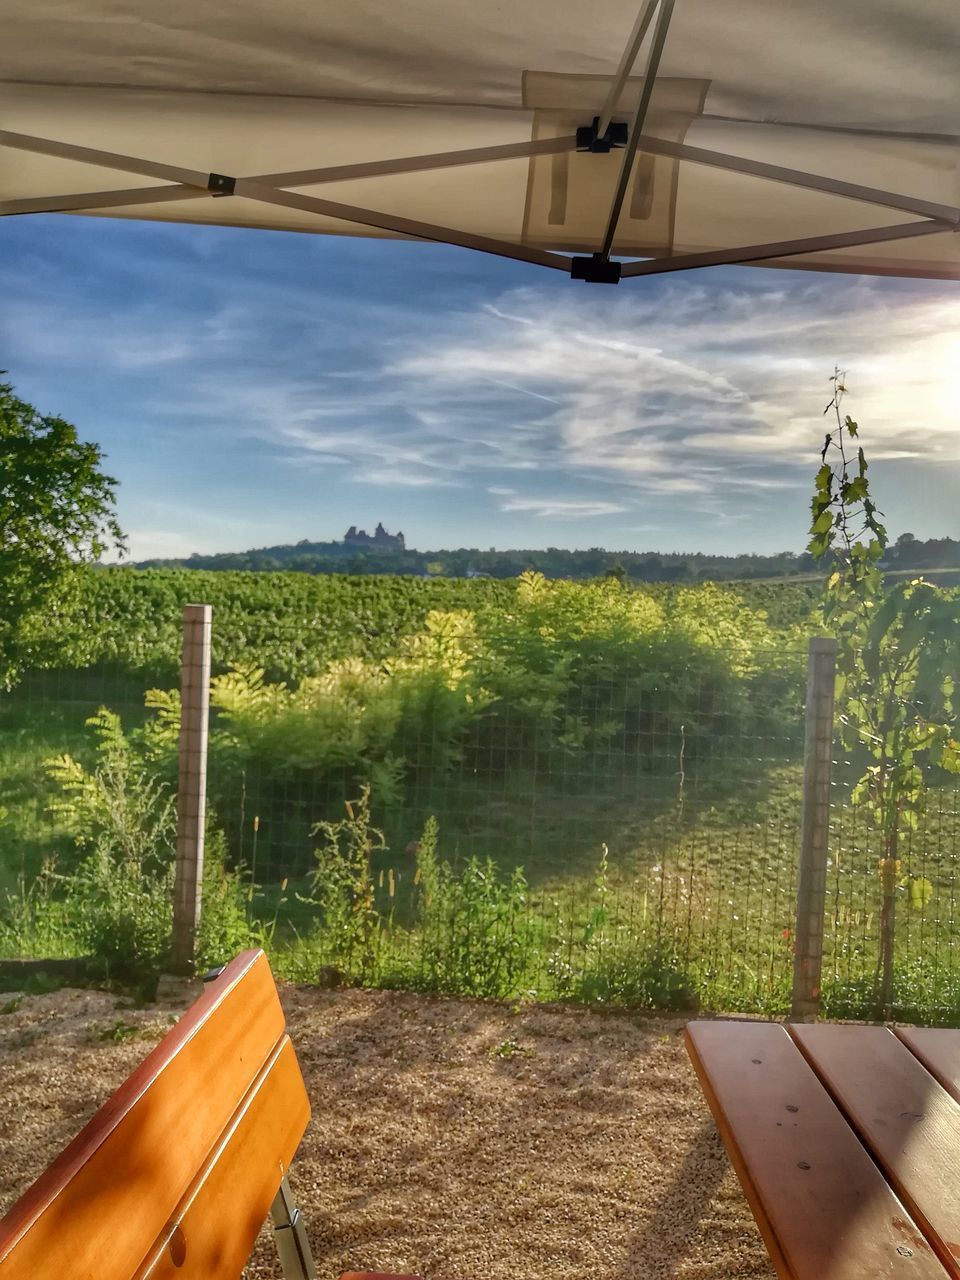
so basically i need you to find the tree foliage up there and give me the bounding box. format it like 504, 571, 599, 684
16, 564, 819, 683
809, 371, 960, 1013
0, 380, 124, 686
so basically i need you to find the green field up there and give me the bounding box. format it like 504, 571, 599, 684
3, 567, 960, 1020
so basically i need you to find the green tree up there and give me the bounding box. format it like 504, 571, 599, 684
0, 380, 124, 686
602, 560, 628, 586
809, 372, 960, 1015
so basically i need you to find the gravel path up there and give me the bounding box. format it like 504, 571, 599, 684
0, 984, 775, 1280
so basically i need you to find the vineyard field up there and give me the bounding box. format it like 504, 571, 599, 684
22, 566, 821, 681
12, 566, 958, 1020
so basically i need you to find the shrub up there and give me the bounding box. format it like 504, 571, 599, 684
0, 706, 260, 985
413, 817, 538, 999
555, 938, 698, 1010
305, 787, 384, 980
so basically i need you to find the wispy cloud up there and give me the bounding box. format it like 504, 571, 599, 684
498, 496, 628, 519
243, 277, 960, 504
4, 214, 958, 558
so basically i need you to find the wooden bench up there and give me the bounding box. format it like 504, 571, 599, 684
686, 1020, 960, 1280
0, 949, 421, 1280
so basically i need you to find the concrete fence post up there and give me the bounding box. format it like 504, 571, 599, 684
790, 636, 837, 1021
171, 604, 212, 974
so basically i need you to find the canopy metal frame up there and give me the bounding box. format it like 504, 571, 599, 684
2, 0, 957, 283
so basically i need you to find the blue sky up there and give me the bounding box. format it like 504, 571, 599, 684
2, 213, 959, 560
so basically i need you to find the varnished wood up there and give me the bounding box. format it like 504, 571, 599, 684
140, 1037, 309, 1279
0, 949, 309, 1280
791, 1024, 960, 1277
896, 1028, 960, 1105
685, 1021, 947, 1280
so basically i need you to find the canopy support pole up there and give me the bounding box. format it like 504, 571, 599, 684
619, 218, 949, 275
0, 185, 210, 217
232, 178, 571, 269
598, 0, 675, 263
255, 136, 577, 188
595, 0, 660, 139
630, 133, 960, 226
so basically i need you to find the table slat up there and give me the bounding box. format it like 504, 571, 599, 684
896, 1029, 960, 1105
686, 1021, 947, 1280
792, 1024, 960, 1277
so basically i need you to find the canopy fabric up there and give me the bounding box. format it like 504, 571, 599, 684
2, 0, 958, 282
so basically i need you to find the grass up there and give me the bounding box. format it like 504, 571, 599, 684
4, 681, 960, 1021
0, 690, 149, 895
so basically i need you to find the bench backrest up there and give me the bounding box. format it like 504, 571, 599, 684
0, 949, 310, 1280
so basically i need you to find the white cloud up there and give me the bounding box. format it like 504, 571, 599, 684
360, 469, 461, 487
13, 229, 956, 549
359, 281, 960, 499
498, 497, 628, 519
166, 273, 957, 530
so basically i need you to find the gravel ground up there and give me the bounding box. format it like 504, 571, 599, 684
0, 984, 775, 1280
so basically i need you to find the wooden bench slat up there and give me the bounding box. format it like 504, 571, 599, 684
0, 950, 303, 1280
685, 1021, 947, 1280
791, 1024, 960, 1278
140, 1036, 309, 1279
895, 1028, 960, 1105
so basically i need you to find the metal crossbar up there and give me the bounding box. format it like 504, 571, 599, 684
619, 218, 949, 275
0, 128, 571, 271
2, 95, 958, 279
628, 132, 960, 226
599, 0, 675, 259
232, 178, 570, 269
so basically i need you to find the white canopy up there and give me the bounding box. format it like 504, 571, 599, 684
2, 0, 958, 282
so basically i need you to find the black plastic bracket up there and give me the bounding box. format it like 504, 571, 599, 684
201, 964, 227, 983
575, 117, 629, 154
571, 254, 622, 284
207, 172, 237, 197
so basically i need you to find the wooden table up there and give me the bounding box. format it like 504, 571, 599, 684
685, 1021, 960, 1280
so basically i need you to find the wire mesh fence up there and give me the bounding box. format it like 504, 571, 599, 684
222, 618, 808, 1010
0, 665, 154, 892
2, 614, 960, 1023
824, 755, 960, 1022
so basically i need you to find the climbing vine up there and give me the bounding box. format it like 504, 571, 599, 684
809, 371, 960, 1014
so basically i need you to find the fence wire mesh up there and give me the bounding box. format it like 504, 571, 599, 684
203, 626, 807, 1013
2, 618, 960, 1023
825, 754, 960, 1022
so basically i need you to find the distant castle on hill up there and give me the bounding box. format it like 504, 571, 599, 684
343, 522, 405, 552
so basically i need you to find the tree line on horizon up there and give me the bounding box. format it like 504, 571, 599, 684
132, 529, 959, 583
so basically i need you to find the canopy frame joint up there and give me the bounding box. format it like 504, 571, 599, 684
576, 118, 628, 154
571, 253, 623, 283
207, 172, 237, 197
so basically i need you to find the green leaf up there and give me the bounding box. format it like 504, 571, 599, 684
815, 464, 833, 494
842, 476, 868, 503
909, 877, 934, 911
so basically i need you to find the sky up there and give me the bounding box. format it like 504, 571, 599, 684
2, 213, 959, 561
